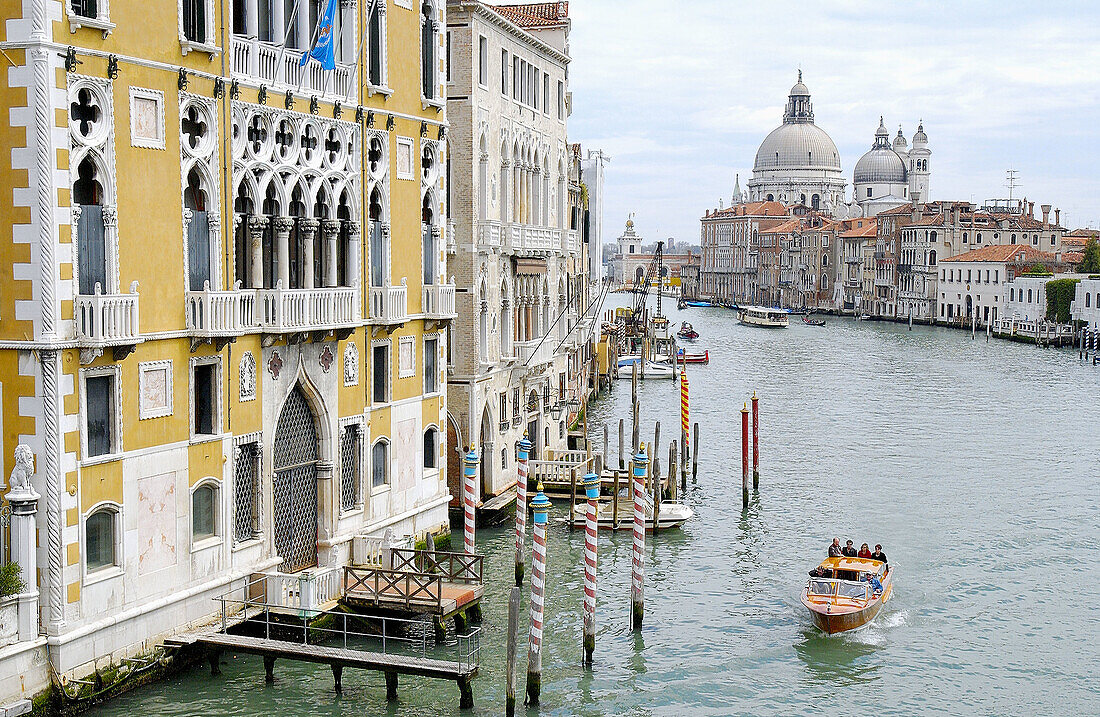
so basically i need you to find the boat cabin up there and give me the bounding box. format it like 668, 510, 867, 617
807, 557, 887, 600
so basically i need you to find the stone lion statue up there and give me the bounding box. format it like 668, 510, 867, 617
7, 444, 34, 492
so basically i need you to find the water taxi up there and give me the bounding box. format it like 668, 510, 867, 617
737, 306, 790, 328
800, 557, 893, 634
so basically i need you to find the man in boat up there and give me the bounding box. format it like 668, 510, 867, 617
871, 544, 888, 566
862, 572, 883, 595
809, 565, 830, 578
842, 540, 858, 557
828, 538, 843, 558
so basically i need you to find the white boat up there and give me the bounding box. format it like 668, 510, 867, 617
559, 499, 693, 530
615, 357, 674, 379
737, 306, 790, 328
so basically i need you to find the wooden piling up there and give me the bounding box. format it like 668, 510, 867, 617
582, 472, 600, 666
652, 422, 661, 534
741, 403, 749, 509
526, 486, 551, 706
569, 467, 578, 529
331, 664, 343, 693
385, 671, 398, 701
618, 418, 625, 470
631, 446, 648, 629
692, 422, 699, 483
751, 392, 759, 490
669, 442, 678, 502
506, 586, 520, 717
263, 655, 275, 683
631, 362, 640, 451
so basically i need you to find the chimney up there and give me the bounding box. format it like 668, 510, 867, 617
1028, 201, 1035, 219
1041, 204, 1051, 229
952, 206, 960, 226
1055, 208, 1061, 227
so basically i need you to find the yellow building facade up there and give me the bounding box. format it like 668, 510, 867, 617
0, 0, 455, 696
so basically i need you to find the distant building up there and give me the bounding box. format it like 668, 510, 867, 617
1071, 278, 1100, 330
939, 245, 1070, 325
851, 118, 931, 217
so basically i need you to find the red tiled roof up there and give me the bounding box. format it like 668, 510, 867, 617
839, 218, 877, 238
941, 245, 1055, 263
491, 2, 569, 28
704, 201, 789, 219
1064, 251, 1083, 264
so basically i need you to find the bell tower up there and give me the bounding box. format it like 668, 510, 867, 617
909, 121, 931, 201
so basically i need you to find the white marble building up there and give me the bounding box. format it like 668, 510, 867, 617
851, 118, 931, 217
1071, 278, 1100, 330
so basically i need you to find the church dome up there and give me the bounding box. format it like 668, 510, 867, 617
754, 123, 842, 171
854, 117, 907, 184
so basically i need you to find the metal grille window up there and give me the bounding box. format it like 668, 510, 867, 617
340, 424, 362, 511
272, 387, 319, 572
233, 442, 260, 543
182, 0, 207, 43
71, 0, 98, 20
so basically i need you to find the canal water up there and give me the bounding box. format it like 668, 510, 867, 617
92, 297, 1100, 716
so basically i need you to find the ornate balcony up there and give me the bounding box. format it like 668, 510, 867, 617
186, 283, 259, 345
230, 35, 355, 101
514, 338, 554, 367
258, 286, 358, 334
75, 282, 141, 361
566, 230, 579, 254
477, 220, 502, 252
368, 282, 408, 327
422, 282, 457, 320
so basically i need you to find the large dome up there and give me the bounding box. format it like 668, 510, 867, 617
853, 148, 906, 184
753, 123, 842, 172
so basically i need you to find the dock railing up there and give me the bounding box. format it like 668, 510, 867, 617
343, 565, 443, 612
390, 548, 483, 585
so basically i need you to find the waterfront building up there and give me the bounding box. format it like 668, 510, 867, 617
582, 149, 611, 281
699, 202, 788, 303
760, 214, 837, 309
939, 245, 1066, 326
444, 1, 599, 501
747, 73, 846, 212
1001, 275, 1067, 326
1071, 278, 1100, 330
610, 218, 696, 291
838, 218, 877, 313
0, 0, 453, 702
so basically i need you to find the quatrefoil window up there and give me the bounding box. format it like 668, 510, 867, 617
324, 127, 342, 165
71, 88, 101, 138
247, 115, 268, 155
182, 105, 208, 151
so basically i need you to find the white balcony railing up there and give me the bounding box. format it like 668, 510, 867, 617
422, 283, 457, 319
477, 220, 502, 251
368, 283, 408, 325
185, 283, 259, 336
514, 338, 554, 366
75, 283, 139, 344
231, 35, 355, 101
567, 230, 579, 253
258, 286, 358, 332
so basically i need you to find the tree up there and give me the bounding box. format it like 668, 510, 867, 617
1078, 238, 1100, 274
1045, 278, 1079, 323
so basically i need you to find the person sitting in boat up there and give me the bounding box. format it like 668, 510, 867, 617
862, 572, 884, 595
808, 565, 830, 578
841, 540, 858, 557
828, 538, 843, 558
857, 543, 873, 559
871, 544, 888, 566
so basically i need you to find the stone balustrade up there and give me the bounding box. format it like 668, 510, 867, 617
75, 282, 140, 344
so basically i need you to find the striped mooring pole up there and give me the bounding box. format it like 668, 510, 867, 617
741, 403, 750, 509
515, 433, 532, 587
631, 444, 648, 630
680, 368, 689, 468
582, 471, 600, 665
526, 484, 551, 706
463, 447, 478, 555
751, 391, 759, 490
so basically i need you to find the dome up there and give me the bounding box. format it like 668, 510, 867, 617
893, 126, 908, 152
854, 147, 907, 184
913, 121, 928, 145
753, 122, 842, 172
789, 69, 810, 96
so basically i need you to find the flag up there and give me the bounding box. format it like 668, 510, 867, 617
300, 0, 338, 70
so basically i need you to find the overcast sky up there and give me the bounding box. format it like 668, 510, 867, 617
564, 0, 1100, 246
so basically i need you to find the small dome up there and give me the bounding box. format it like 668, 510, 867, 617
789, 69, 810, 96
854, 147, 907, 185
893, 126, 908, 152
913, 121, 928, 145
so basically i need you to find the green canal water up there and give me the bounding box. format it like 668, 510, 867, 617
91, 299, 1100, 716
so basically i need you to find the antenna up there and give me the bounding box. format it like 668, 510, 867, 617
1005, 169, 1020, 201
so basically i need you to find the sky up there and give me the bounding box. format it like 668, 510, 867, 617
563, 0, 1100, 247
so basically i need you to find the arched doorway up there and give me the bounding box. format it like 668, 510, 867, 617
272, 385, 319, 572
479, 404, 494, 495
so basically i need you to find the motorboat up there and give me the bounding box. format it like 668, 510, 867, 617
737, 306, 790, 328
676, 348, 710, 364
684, 300, 712, 308
676, 321, 699, 339
858, 314, 873, 321
559, 495, 693, 531
615, 358, 675, 379
800, 557, 894, 634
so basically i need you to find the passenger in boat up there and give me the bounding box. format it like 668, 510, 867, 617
862, 572, 884, 595
871, 545, 888, 566
857, 543, 873, 559
808, 565, 829, 578
841, 540, 858, 558
828, 538, 843, 558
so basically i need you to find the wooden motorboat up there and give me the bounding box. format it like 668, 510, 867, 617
800, 557, 894, 634
676, 348, 710, 364
615, 357, 675, 379
559, 499, 693, 531
676, 321, 699, 339
738, 306, 790, 328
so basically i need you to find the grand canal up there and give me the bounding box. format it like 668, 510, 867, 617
92, 298, 1100, 716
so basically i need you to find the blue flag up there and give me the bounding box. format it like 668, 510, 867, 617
300, 0, 338, 70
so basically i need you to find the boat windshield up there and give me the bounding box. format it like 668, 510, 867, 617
808, 580, 836, 596
837, 582, 869, 600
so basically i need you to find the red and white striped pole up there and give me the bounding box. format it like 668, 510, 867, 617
462, 447, 478, 555
526, 484, 551, 705
751, 391, 759, 490
741, 403, 750, 509
515, 433, 532, 587
582, 471, 600, 665
631, 444, 648, 629
680, 368, 689, 474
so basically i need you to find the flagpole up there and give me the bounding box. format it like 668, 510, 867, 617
346, 0, 377, 103
297, 0, 331, 93
275, 0, 305, 82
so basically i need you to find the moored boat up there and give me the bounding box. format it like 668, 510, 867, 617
676, 348, 709, 364
800, 557, 893, 634
677, 321, 699, 339
738, 306, 790, 328
685, 300, 712, 308
802, 315, 826, 327
560, 499, 693, 530
615, 357, 675, 379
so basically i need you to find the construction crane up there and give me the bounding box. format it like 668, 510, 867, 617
629, 240, 664, 332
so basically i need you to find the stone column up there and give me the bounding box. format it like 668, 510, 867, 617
345, 221, 361, 289
273, 217, 294, 290
298, 218, 319, 289
6, 445, 41, 642
501, 297, 512, 358
322, 220, 342, 288
248, 216, 269, 289
246, 0, 259, 38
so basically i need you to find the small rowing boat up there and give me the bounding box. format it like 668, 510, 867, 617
676, 348, 709, 364
802, 315, 826, 327
677, 321, 699, 339
800, 557, 893, 634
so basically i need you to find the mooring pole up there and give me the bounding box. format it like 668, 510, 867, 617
463, 447, 478, 555
751, 391, 759, 490
515, 433, 532, 587
526, 485, 551, 706
680, 367, 689, 475
652, 422, 661, 534
692, 422, 699, 483
618, 418, 625, 471
582, 471, 599, 666
631, 444, 648, 629
506, 586, 520, 716
741, 403, 750, 509
631, 361, 640, 451
668, 442, 678, 502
